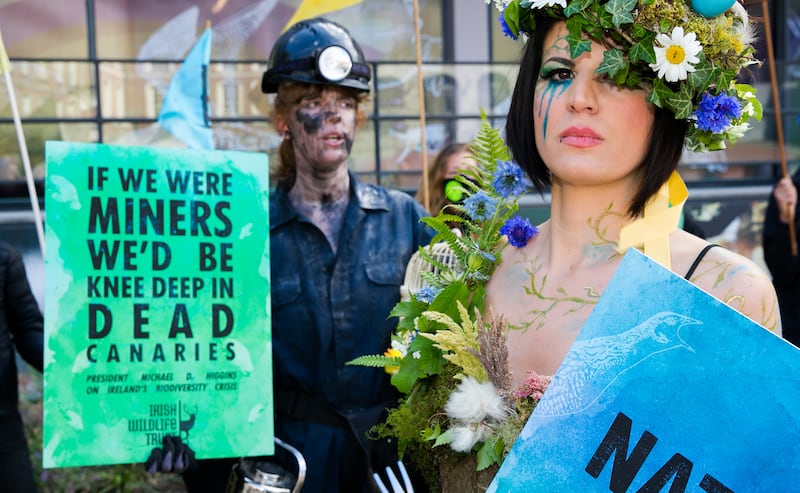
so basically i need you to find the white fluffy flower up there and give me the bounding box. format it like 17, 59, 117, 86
449, 423, 490, 453
729, 1, 756, 48
530, 0, 567, 7
444, 377, 506, 423
649, 26, 702, 82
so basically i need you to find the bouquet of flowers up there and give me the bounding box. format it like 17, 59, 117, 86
348, 115, 550, 491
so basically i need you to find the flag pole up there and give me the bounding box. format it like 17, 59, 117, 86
760, 0, 796, 255
412, 0, 430, 213
0, 31, 45, 257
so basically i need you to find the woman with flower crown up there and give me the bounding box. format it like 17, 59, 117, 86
485, 0, 781, 387
350, 2, 784, 491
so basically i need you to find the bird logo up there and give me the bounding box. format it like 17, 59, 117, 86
534, 311, 701, 418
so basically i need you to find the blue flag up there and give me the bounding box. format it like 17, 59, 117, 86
158, 27, 213, 150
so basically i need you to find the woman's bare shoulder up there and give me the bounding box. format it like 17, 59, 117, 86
675, 234, 780, 334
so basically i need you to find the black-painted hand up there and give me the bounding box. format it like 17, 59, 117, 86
144, 435, 196, 475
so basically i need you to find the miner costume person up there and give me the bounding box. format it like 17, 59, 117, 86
145, 17, 433, 493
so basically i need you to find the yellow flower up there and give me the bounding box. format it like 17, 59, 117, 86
383, 348, 403, 374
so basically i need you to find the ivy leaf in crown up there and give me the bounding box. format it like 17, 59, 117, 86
494, 0, 763, 152
606, 0, 637, 26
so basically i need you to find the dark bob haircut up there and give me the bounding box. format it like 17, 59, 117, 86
505, 16, 689, 218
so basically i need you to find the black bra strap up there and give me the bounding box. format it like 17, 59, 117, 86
685, 244, 719, 280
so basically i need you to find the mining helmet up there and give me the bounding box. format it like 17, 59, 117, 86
261, 18, 371, 94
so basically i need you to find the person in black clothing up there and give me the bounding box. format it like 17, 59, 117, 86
762, 171, 800, 346
0, 242, 44, 493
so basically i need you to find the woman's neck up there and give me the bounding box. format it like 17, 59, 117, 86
545, 184, 633, 270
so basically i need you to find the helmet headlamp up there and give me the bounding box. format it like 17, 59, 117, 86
261, 18, 371, 94
317, 46, 353, 82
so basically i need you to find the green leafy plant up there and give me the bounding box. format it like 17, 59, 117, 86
348, 114, 548, 490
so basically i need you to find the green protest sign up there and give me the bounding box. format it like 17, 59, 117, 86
43, 141, 272, 468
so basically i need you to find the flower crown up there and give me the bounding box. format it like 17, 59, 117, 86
490, 0, 763, 152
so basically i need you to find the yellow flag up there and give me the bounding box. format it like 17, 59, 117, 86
0, 28, 10, 75
282, 0, 363, 32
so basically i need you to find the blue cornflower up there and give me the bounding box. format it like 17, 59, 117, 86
498, 11, 517, 40
492, 160, 529, 198
463, 190, 498, 221
500, 216, 538, 248
693, 92, 743, 134
414, 286, 439, 303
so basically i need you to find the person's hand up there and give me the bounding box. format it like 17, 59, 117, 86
372, 460, 415, 493
144, 435, 196, 474
774, 176, 797, 224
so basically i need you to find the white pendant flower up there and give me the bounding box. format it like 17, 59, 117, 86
530, 0, 567, 8
649, 26, 702, 82
726, 122, 749, 140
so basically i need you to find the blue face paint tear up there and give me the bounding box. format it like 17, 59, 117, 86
537, 77, 569, 141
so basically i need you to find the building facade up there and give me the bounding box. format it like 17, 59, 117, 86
1, 0, 799, 282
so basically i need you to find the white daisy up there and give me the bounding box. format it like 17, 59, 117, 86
649, 26, 702, 82
530, 0, 567, 8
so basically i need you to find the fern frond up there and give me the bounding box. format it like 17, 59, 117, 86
435, 213, 468, 225
421, 216, 462, 242
419, 270, 459, 290
346, 354, 398, 367
470, 112, 510, 174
